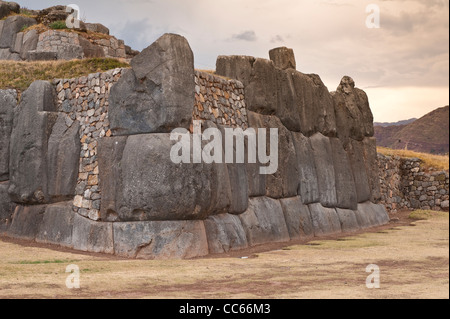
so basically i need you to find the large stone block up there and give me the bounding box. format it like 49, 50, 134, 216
280, 196, 314, 239
216, 55, 255, 84
20, 29, 39, 60
204, 214, 248, 254
276, 71, 336, 136
239, 197, 290, 246
0, 15, 36, 49
8, 81, 58, 204
248, 112, 299, 199
97, 136, 128, 221
269, 47, 296, 70
357, 202, 390, 227
291, 132, 320, 204
308, 203, 342, 236
335, 208, 361, 233
36, 201, 74, 248
7, 204, 46, 240
346, 139, 371, 203
363, 137, 382, 202
104, 133, 232, 221
113, 220, 208, 259
333, 76, 374, 147
309, 133, 338, 207
329, 137, 358, 210
72, 213, 114, 254
110, 34, 194, 135
0, 89, 16, 181
47, 114, 80, 202
0, 181, 14, 233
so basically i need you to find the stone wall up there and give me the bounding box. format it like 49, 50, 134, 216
194, 71, 248, 129
53, 68, 124, 221
1, 34, 391, 260
378, 154, 449, 212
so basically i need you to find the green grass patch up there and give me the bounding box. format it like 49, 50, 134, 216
49, 20, 67, 30
0, 58, 130, 92
11, 259, 79, 265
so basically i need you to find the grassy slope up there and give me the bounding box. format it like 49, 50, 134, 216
377, 146, 449, 171
0, 59, 130, 92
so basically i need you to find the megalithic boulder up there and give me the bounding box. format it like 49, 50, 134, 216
109, 33, 195, 135
0, 89, 17, 182
8, 81, 58, 204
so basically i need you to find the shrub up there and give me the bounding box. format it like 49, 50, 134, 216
49, 20, 67, 30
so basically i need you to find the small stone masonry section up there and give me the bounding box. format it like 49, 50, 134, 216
378, 154, 449, 212
194, 71, 248, 129
53, 68, 124, 221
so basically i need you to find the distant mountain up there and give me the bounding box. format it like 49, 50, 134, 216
374, 106, 449, 154
374, 118, 417, 127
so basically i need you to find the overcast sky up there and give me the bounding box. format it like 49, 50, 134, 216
19, 0, 449, 122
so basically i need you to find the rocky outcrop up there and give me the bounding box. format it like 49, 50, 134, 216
0, 4, 136, 61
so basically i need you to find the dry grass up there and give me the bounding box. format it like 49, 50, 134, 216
377, 146, 449, 171
195, 69, 231, 81
0, 211, 448, 299
0, 59, 130, 92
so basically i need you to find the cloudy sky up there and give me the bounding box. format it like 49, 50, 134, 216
20, 0, 449, 122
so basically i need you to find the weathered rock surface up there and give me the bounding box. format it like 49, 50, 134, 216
0, 15, 36, 49
36, 201, 74, 247
239, 197, 290, 246
0, 89, 16, 181
8, 81, 58, 204
19, 29, 38, 59
269, 47, 296, 70
36, 5, 69, 26
113, 220, 208, 259
0, 1, 20, 20
204, 214, 248, 254
346, 139, 372, 203
363, 137, 382, 202
291, 132, 320, 204
280, 196, 314, 239
110, 34, 194, 135
7, 204, 46, 240
309, 133, 338, 207
330, 137, 358, 210
72, 213, 114, 254
333, 76, 374, 147
248, 112, 299, 199
47, 114, 80, 202
85, 23, 109, 35
357, 202, 390, 227
0, 181, 14, 232
308, 203, 342, 236
335, 208, 360, 232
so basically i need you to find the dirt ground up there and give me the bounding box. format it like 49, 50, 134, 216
0, 210, 448, 299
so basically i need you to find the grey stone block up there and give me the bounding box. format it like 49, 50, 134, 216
110, 34, 194, 135
269, 47, 296, 70
7, 204, 46, 240
0, 89, 16, 181
72, 213, 114, 254
346, 139, 371, 203
36, 201, 74, 248
310, 133, 338, 207
204, 214, 248, 254
113, 220, 208, 259
308, 203, 342, 236
291, 132, 320, 204
0, 16, 36, 49
239, 197, 290, 246
336, 208, 361, 233
280, 196, 314, 239
0, 181, 14, 233
330, 137, 358, 210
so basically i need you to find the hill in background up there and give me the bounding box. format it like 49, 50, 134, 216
374, 118, 417, 127
374, 105, 449, 154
